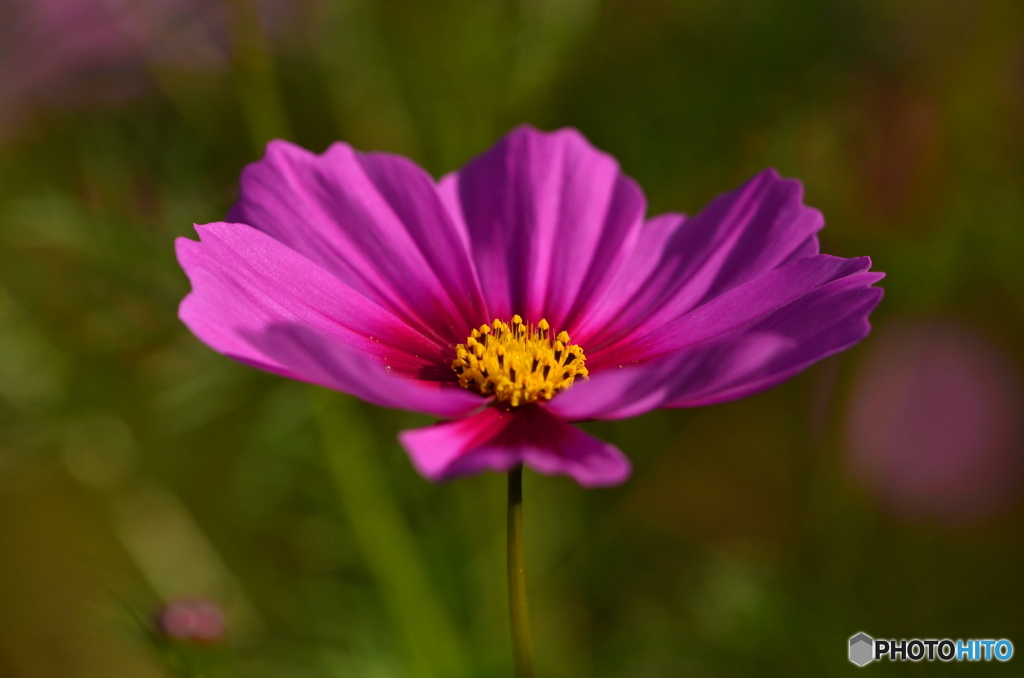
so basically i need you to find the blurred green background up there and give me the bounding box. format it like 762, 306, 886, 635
1, 0, 1023, 676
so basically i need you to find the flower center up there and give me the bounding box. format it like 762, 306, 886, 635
452, 315, 588, 407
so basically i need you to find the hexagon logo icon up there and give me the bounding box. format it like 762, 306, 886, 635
849, 632, 874, 666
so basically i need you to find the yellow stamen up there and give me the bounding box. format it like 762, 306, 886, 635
452, 316, 588, 407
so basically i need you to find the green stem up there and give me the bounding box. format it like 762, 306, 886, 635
507, 465, 535, 678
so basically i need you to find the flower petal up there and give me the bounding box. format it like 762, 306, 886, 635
550, 264, 883, 420
447, 125, 646, 330
574, 169, 825, 353
589, 254, 876, 368
567, 211, 687, 346
176, 222, 483, 416
398, 406, 632, 487
227, 139, 487, 345
247, 324, 485, 418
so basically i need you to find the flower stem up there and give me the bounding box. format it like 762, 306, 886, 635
507, 465, 535, 678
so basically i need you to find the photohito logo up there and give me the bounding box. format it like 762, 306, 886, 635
849, 632, 1014, 666
849, 633, 874, 666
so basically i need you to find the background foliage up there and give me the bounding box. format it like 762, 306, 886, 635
1, 0, 1023, 676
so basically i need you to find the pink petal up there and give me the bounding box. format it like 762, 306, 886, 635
574, 169, 825, 353
227, 140, 487, 345
550, 266, 883, 420
446, 125, 646, 330
566, 211, 686, 346
589, 254, 876, 368
663, 268, 883, 407
248, 324, 486, 418
398, 406, 632, 487
176, 222, 483, 417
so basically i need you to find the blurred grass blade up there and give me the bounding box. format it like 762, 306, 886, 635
312, 0, 422, 156
312, 388, 468, 678
224, 0, 293, 152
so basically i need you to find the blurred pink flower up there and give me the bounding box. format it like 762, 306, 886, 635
845, 320, 1023, 523
156, 598, 226, 643
176, 125, 883, 487
0, 0, 299, 139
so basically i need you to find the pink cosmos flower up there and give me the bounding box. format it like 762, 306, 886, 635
176, 126, 883, 487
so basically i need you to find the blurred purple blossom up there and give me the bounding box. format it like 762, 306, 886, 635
845, 320, 1023, 524
155, 597, 226, 643
0, 0, 301, 139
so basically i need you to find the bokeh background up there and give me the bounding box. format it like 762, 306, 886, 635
1, 0, 1023, 676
